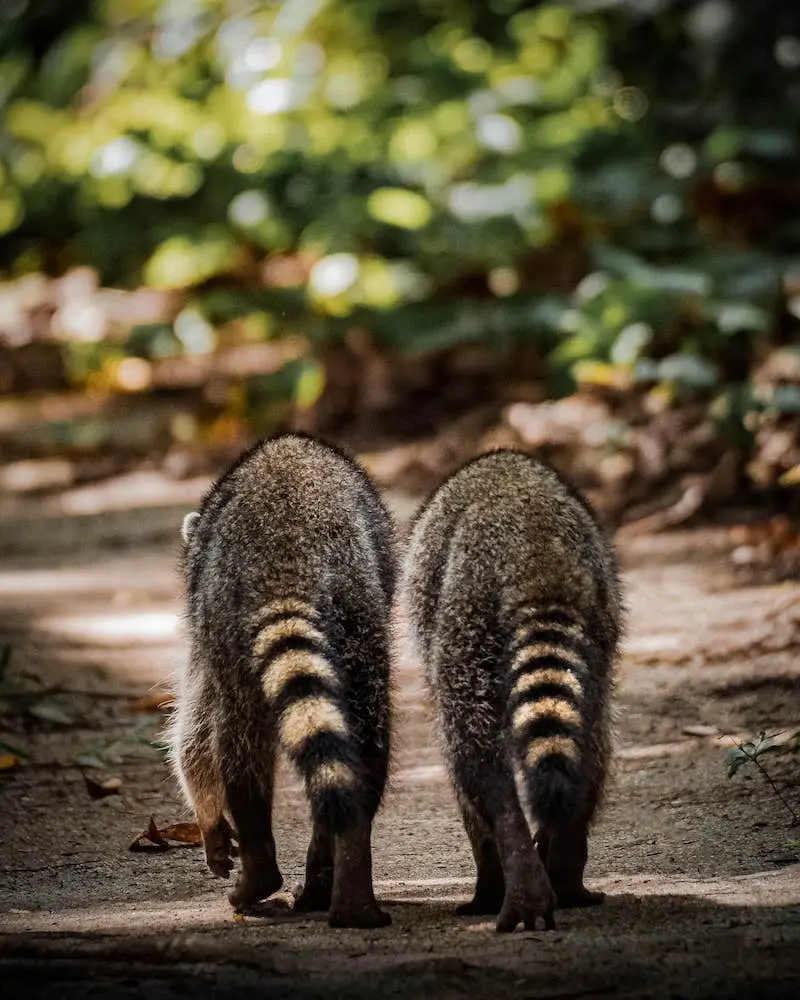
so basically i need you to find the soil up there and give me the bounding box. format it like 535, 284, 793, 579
0, 473, 799, 1000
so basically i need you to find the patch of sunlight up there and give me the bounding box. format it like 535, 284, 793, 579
37, 610, 180, 645
244, 37, 282, 73
324, 71, 363, 110
1, 897, 229, 935
367, 188, 431, 230
595, 870, 800, 907
247, 78, 295, 115
389, 121, 437, 163
309, 253, 359, 297
0, 567, 110, 597
376, 876, 474, 900
624, 633, 685, 656
293, 359, 325, 409
476, 112, 521, 153
90, 137, 140, 178
189, 123, 226, 160
451, 37, 492, 74
448, 174, 535, 222
228, 189, 270, 227
359, 259, 401, 308
144, 232, 237, 289
173, 308, 216, 355
394, 764, 446, 784
617, 741, 700, 761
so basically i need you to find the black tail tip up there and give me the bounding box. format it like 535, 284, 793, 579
310, 785, 363, 835
526, 755, 588, 823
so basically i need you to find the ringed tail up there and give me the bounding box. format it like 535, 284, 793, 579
252, 598, 362, 832
507, 604, 590, 823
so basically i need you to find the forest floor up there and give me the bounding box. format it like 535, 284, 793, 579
0, 470, 799, 999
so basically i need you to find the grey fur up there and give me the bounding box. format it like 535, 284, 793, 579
170, 432, 395, 928
398, 449, 623, 932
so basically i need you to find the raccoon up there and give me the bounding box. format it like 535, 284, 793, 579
170, 433, 395, 928
399, 450, 622, 932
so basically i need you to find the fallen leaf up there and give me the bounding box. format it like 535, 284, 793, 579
158, 822, 203, 846
129, 816, 170, 852
28, 701, 74, 725
0, 753, 21, 770
232, 911, 246, 923
778, 464, 800, 487
83, 773, 123, 800
682, 724, 720, 737
127, 689, 176, 714
0, 739, 28, 758
129, 816, 203, 851
73, 753, 105, 770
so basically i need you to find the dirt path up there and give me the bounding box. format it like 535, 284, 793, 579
1, 482, 799, 999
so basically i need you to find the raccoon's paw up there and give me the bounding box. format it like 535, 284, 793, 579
294, 877, 333, 913
495, 880, 557, 933
456, 884, 504, 916
456, 899, 498, 916
228, 864, 283, 912
328, 902, 391, 929
554, 885, 605, 909
203, 819, 234, 879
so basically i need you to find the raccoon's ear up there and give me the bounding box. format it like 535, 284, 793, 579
181, 511, 201, 543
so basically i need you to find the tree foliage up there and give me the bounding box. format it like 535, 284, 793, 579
0, 0, 799, 473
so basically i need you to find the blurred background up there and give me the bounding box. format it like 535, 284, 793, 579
0, 0, 798, 548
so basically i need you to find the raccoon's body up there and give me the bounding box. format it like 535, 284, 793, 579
170, 433, 395, 928
399, 450, 622, 932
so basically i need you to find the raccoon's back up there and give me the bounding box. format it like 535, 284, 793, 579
184, 434, 393, 631
407, 450, 620, 637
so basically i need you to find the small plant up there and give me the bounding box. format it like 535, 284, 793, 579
727, 730, 800, 828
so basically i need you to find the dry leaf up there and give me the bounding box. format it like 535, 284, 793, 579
158, 822, 203, 846
779, 464, 800, 487
129, 816, 203, 852
28, 701, 74, 725
83, 772, 122, 800
127, 689, 175, 714
682, 724, 720, 737
0, 753, 21, 770
129, 816, 170, 852
232, 911, 246, 923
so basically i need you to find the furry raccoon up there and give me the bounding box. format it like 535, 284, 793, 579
399, 450, 622, 932
170, 433, 395, 928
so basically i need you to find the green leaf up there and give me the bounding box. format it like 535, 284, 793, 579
28, 701, 74, 726
367, 188, 432, 230
73, 753, 105, 769
658, 354, 718, 390
727, 749, 748, 778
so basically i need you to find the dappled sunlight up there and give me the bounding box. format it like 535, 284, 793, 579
37, 610, 181, 646
596, 868, 800, 908
1, 896, 231, 935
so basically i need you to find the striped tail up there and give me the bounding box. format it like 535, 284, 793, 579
507, 605, 591, 823
252, 598, 362, 833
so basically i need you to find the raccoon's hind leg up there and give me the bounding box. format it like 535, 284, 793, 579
170, 672, 233, 878
293, 820, 334, 912
218, 711, 283, 912
455, 796, 505, 916
535, 819, 603, 909
456, 761, 556, 932
327, 616, 391, 929
535, 729, 608, 909
509, 611, 608, 909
